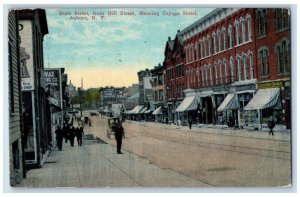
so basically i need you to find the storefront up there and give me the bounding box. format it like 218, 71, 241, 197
244, 81, 284, 130
229, 80, 256, 128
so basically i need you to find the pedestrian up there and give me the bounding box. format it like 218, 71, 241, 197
188, 119, 192, 130
69, 126, 76, 147
62, 124, 68, 143
55, 126, 63, 151
268, 116, 275, 136
114, 121, 124, 154
76, 126, 84, 146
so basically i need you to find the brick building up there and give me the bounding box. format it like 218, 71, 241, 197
164, 30, 185, 124
178, 8, 290, 130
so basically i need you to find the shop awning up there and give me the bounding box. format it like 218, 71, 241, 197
133, 105, 145, 114
126, 105, 139, 114
244, 88, 281, 110
144, 109, 153, 114
152, 106, 163, 115
175, 96, 198, 112
217, 93, 239, 111
139, 107, 147, 114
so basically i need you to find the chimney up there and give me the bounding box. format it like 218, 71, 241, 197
168, 36, 171, 41
177, 30, 180, 34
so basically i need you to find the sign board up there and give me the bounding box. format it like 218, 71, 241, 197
44, 69, 63, 109
19, 20, 34, 91
257, 81, 282, 89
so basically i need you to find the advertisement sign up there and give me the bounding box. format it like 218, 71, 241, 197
19, 20, 34, 91
44, 69, 62, 109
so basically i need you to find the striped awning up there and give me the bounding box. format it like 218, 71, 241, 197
217, 93, 239, 111
152, 106, 163, 115
139, 107, 147, 114
144, 109, 153, 114
175, 96, 198, 112
244, 88, 281, 110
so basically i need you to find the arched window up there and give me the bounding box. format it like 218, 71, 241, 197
212, 32, 216, 54
201, 67, 205, 86
230, 57, 234, 82
243, 55, 248, 80
217, 30, 222, 52
276, 45, 282, 73
257, 9, 267, 36
246, 15, 251, 41
228, 25, 233, 48
241, 18, 246, 43
199, 39, 203, 59
214, 63, 218, 85
195, 43, 199, 60
234, 20, 240, 45
209, 65, 213, 86
282, 40, 287, 73
207, 36, 211, 56
236, 56, 241, 81
219, 61, 223, 84
258, 47, 269, 76
249, 53, 254, 79
224, 60, 228, 83
223, 28, 227, 50
203, 38, 206, 57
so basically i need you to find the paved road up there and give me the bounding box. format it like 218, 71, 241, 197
87, 116, 291, 187
15, 115, 291, 188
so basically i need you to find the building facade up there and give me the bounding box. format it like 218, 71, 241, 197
18, 9, 51, 168
164, 30, 185, 124
179, 8, 290, 129
8, 10, 25, 185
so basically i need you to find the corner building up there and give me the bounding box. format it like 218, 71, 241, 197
179, 8, 290, 130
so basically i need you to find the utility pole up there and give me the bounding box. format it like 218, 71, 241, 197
78, 87, 82, 118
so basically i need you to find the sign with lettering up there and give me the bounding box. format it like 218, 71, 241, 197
19, 20, 34, 91
257, 81, 282, 89
44, 69, 62, 108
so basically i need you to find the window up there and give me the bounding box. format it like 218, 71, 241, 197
203, 38, 206, 57
241, 18, 246, 43
195, 43, 199, 60
207, 36, 211, 56
276, 39, 289, 74
209, 66, 213, 86
223, 28, 227, 50
230, 57, 234, 82
212, 32, 216, 54
246, 15, 252, 41
228, 25, 233, 48
224, 60, 228, 83
201, 67, 205, 86
192, 44, 195, 61
214, 63, 218, 85
258, 47, 269, 76
257, 9, 267, 36
235, 20, 240, 45
218, 30, 222, 52
199, 39, 203, 58
249, 53, 254, 79
243, 55, 248, 80
275, 8, 290, 31
219, 62, 223, 84
236, 56, 242, 81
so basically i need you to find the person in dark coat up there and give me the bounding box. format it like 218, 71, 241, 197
69, 126, 76, 147
114, 121, 124, 154
268, 116, 275, 136
55, 126, 63, 151
188, 119, 192, 130
62, 124, 69, 143
76, 126, 84, 146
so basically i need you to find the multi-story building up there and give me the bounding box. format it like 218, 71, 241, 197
164, 30, 185, 124
8, 10, 25, 185
18, 9, 51, 168
151, 63, 166, 122
179, 8, 290, 130
244, 8, 291, 130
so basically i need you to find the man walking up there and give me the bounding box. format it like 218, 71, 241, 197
69, 126, 76, 147
268, 116, 275, 136
76, 126, 84, 146
114, 120, 124, 154
55, 126, 63, 151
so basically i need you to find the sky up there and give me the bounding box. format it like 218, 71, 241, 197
43, 7, 215, 89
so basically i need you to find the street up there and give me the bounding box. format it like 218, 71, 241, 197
16, 114, 291, 188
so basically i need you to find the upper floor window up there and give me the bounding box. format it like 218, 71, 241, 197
209, 66, 213, 86
230, 57, 234, 82
223, 60, 228, 83
214, 63, 218, 85
249, 53, 254, 79
258, 47, 269, 76
199, 39, 203, 59
228, 25, 233, 48
222, 28, 227, 50
212, 32, 217, 54
276, 39, 290, 74
234, 20, 240, 45
275, 8, 290, 31
236, 55, 242, 81
243, 55, 248, 80
207, 36, 211, 56
257, 9, 267, 36
219, 62, 223, 84
241, 18, 246, 43
246, 15, 252, 41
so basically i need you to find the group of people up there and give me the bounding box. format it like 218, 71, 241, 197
55, 124, 84, 151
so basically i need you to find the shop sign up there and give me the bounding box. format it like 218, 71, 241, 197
234, 83, 256, 92
257, 81, 282, 89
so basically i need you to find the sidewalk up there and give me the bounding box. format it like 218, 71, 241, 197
15, 137, 211, 188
